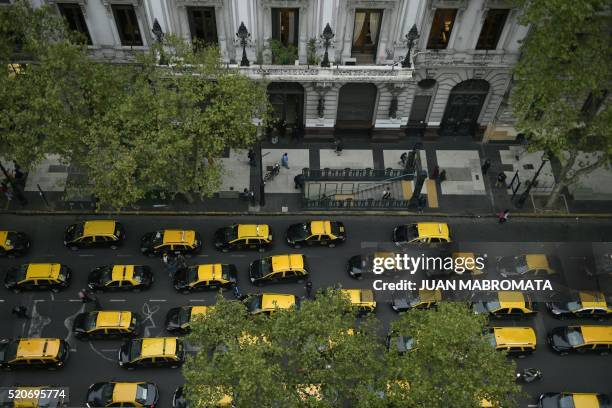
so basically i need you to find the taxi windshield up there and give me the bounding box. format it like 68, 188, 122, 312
225, 226, 239, 241
11, 265, 28, 281
565, 328, 585, 346
248, 296, 262, 312
128, 340, 142, 361
66, 223, 84, 240
485, 300, 501, 312
565, 300, 582, 312
135, 384, 149, 405
291, 224, 310, 240
485, 333, 497, 347
178, 308, 192, 325
4, 341, 19, 361
558, 395, 576, 408
101, 386, 114, 405
515, 256, 528, 274
6, 231, 19, 244
83, 313, 98, 331
187, 267, 199, 283
257, 259, 273, 276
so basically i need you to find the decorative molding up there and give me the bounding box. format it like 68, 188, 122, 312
430, 0, 469, 11
102, 0, 143, 15
347, 0, 397, 10
482, 0, 515, 10
47, 0, 88, 16
261, 0, 309, 9
175, 0, 222, 5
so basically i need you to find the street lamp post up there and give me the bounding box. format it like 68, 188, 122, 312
401, 24, 419, 68
320, 23, 334, 68
236, 22, 251, 67
515, 153, 548, 208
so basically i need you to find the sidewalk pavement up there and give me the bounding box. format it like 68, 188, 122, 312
2, 139, 611, 215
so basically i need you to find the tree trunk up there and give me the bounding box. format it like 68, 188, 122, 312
182, 191, 195, 204
545, 152, 577, 208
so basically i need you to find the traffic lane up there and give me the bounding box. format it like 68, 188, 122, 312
2, 216, 612, 251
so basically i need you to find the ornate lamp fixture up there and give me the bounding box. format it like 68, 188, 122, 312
236, 22, 251, 67
320, 23, 334, 68
401, 24, 419, 68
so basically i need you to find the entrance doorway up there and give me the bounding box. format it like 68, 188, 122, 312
336, 83, 377, 131
439, 79, 489, 136
267, 82, 304, 133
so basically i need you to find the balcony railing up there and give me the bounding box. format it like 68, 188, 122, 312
303, 197, 413, 209
229, 63, 413, 82
414, 50, 520, 67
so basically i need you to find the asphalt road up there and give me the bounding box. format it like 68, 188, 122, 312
1, 215, 611, 407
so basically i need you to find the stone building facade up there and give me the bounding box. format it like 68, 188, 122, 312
25, 0, 529, 141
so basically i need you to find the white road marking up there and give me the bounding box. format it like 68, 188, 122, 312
116, 254, 132, 257
189, 299, 206, 302
88, 342, 116, 362
68, 299, 81, 302
149, 299, 167, 302
0, 299, 4, 303
33, 299, 45, 302
109, 299, 126, 302
100, 348, 118, 352
197, 254, 209, 257
70, 348, 77, 352
78, 254, 95, 257
27, 300, 52, 338
230, 254, 246, 257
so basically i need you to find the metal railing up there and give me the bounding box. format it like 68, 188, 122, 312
302, 167, 410, 181
303, 198, 414, 209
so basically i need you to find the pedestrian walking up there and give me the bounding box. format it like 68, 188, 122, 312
495, 172, 507, 188
167, 256, 178, 278
12, 305, 29, 318
481, 159, 491, 175
78, 288, 96, 306
334, 138, 343, 156
176, 253, 187, 270
305, 280, 313, 299
430, 166, 439, 180
281, 152, 289, 169
247, 149, 256, 166
248, 190, 255, 205
439, 169, 447, 182
162, 252, 170, 265
399, 152, 408, 167
498, 209, 510, 224
90, 292, 101, 309
294, 174, 304, 189
382, 188, 391, 200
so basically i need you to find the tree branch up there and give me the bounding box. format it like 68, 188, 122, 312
562, 156, 607, 184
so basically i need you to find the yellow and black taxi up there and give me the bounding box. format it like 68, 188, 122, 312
119, 337, 185, 369
249, 254, 309, 286
88, 264, 153, 293
64, 220, 125, 250
246, 293, 300, 315
0, 386, 69, 407
166, 305, 211, 334
386, 330, 415, 354
538, 393, 611, 408
486, 327, 537, 357
214, 224, 272, 252
473, 291, 537, 319
497, 254, 556, 278
173, 263, 237, 293
0, 338, 69, 370
72, 310, 140, 339
4, 263, 72, 293
546, 291, 611, 319
392, 222, 451, 246
347, 252, 398, 280
391, 289, 442, 313
548, 325, 612, 355
140, 229, 202, 257
0, 230, 30, 257
286, 220, 346, 248
86, 382, 159, 408
340, 289, 377, 316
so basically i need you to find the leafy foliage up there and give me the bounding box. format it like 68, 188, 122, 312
511, 0, 612, 206
307, 38, 321, 66
184, 293, 520, 407
269, 39, 298, 65
0, 2, 269, 209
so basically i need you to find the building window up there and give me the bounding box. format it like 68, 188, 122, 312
352, 9, 383, 63
271, 8, 299, 47
112, 4, 142, 46
426, 9, 457, 49
57, 3, 92, 45
187, 7, 217, 47
476, 9, 509, 50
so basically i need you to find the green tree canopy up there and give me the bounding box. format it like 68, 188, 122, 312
184, 293, 520, 408
0, 1, 269, 209
511, 0, 612, 207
